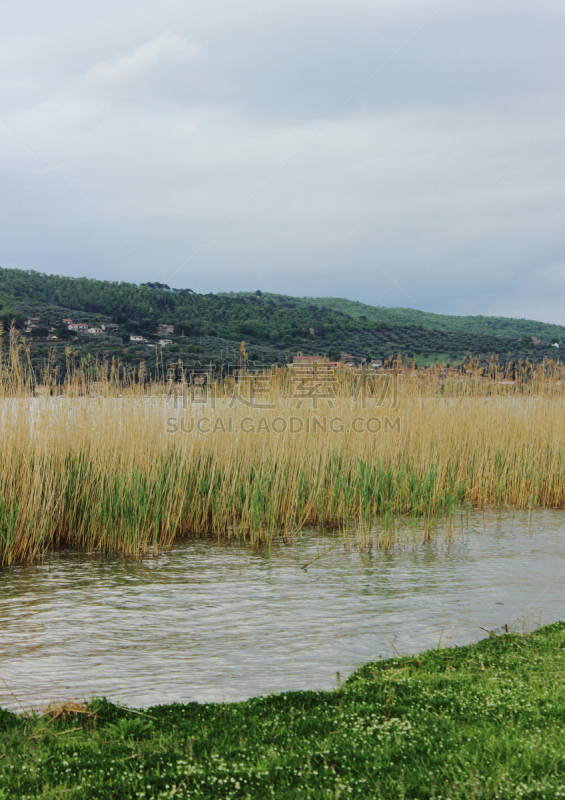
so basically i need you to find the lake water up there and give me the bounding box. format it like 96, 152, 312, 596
0, 510, 564, 711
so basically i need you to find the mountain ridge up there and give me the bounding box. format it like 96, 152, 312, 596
0, 267, 561, 374
220, 292, 565, 341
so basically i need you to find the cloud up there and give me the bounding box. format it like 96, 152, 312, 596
85, 33, 199, 83
0, 0, 563, 322
0, 50, 19, 71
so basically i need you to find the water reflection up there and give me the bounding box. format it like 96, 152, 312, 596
0, 510, 563, 710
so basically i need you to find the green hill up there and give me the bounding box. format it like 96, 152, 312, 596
0, 266, 562, 377
222, 292, 565, 341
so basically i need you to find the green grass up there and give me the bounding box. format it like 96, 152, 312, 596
412, 353, 453, 367
2, 622, 565, 798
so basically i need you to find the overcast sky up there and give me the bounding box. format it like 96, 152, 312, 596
0, 0, 563, 321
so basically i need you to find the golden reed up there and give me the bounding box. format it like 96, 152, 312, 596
2, 328, 565, 564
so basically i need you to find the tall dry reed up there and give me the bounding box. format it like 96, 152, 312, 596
2, 328, 565, 563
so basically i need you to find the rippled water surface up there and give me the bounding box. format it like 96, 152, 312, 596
1, 510, 564, 710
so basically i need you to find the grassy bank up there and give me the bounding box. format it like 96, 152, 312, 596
1, 621, 564, 798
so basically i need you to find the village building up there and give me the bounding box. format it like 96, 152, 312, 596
130, 335, 148, 343
87, 327, 105, 335
158, 339, 173, 347
157, 324, 174, 335
26, 317, 41, 328
292, 352, 323, 365
101, 323, 119, 332
68, 323, 89, 332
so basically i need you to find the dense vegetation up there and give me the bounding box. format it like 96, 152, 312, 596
4, 360, 565, 565
0, 266, 562, 377
225, 291, 565, 342
1, 621, 564, 798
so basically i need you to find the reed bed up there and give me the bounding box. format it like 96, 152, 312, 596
2, 329, 565, 564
